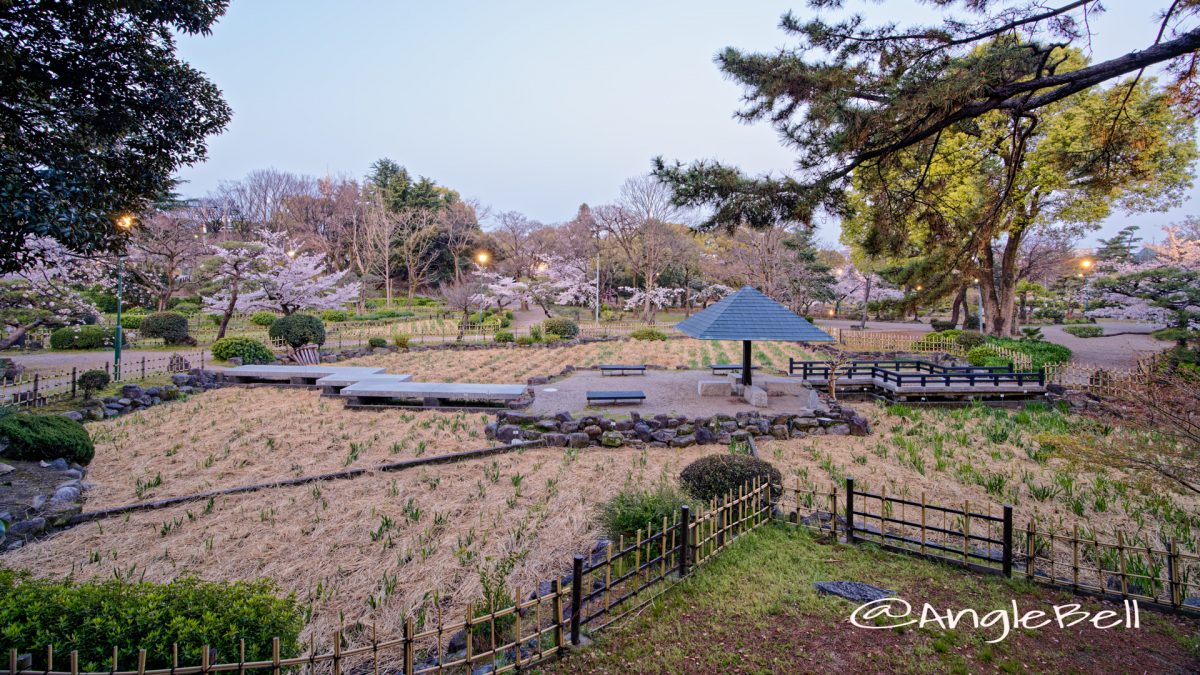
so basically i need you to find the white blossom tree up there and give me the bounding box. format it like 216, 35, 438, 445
0, 237, 105, 348
198, 239, 267, 338
204, 230, 358, 316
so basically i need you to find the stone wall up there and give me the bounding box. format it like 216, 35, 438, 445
58, 369, 222, 422
485, 399, 870, 449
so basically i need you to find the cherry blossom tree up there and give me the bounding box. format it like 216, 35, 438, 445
198, 240, 266, 339
474, 271, 530, 310
0, 237, 105, 348
203, 231, 358, 316
619, 286, 683, 315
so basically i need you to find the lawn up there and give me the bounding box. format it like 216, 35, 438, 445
548, 525, 1200, 674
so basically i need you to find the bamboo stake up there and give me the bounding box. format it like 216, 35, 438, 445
1072, 525, 1080, 591
513, 585, 523, 670
1118, 532, 1129, 598
920, 492, 926, 557
138, 650, 147, 675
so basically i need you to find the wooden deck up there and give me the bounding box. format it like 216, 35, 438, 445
789, 359, 1046, 401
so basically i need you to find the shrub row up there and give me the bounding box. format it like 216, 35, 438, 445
1063, 325, 1104, 338
49, 325, 113, 350
0, 414, 94, 465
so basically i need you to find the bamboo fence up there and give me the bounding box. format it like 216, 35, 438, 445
0, 352, 205, 409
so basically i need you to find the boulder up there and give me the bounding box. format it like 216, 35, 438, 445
541, 433, 567, 447
599, 431, 624, 448
770, 424, 790, 440
40, 458, 70, 472
668, 434, 695, 448
0, 463, 12, 476
536, 419, 560, 432
650, 429, 676, 443
695, 426, 717, 445
848, 414, 871, 436
60, 411, 84, 422
583, 424, 603, 438
7, 517, 46, 537
120, 384, 144, 400
51, 486, 80, 503
495, 424, 522, 443
567, 432, 590, 448
829, 424, 851, 436
171, 373, 191, 386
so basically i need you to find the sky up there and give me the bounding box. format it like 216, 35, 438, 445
174, 0, 1195, 248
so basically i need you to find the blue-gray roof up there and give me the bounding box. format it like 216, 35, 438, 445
675, 286, 835, 342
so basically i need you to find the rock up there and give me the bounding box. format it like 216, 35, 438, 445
536, 419, 560, 432
502, 412, 538, 425
520, 429, 542, 441
553, 411, 573, 422
561, 421, 580, 434
599, 431, 624, 447
171, 373, 191, 386
697, 379, 732, 397
583, 424, 603, 438
61, 411, 84, 422
495, 425, 522, 443
0, 463, 13, 476
814, 581, 894, 603
541, 433, 567, 447
31, 495, 46, 509
668, 434, 696, 448
848, 414, 871, 437
770, 424, 790, 440
120, 384, 144, 399
103, 408, 120, 418
484, 422, 498, 439
800, 510, 846, 531
567, 432, 590, 448
829, 424, 851, 436
84, 408, 105, 421
447, 629, 467, 653
650, 429, 676, 443
117, 397, 132, 407
40, 458, 70, 472
527, 376, 550, 385
633, 422, 652, 441
7, 517, 46, 537
695, 426, 716, 445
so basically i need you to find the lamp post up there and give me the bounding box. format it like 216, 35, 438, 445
1078, 258, 1094, 313
114, 214, 135, 381
594, 252, 601, 324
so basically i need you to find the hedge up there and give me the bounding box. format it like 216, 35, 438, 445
680, 454, 782, 502
268, 314, 325, 348
139, 312, 191, 345
629, 327, 668, 341
249, 311, 278, 327
49, 325, 112, 350
1063, 325, 1104, 338
0, 570, 302, 671
985, 337, 1072, 370
0, 414, 94, 465
321, 309, 351, 322
541, 318, 579, 339
210, 337, 275, 364
119, 313, 145, 330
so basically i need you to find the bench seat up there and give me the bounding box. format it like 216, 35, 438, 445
599, 364, 646, 376
586, 390, 646, 405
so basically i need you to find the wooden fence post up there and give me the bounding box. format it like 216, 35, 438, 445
570, 555, 584, 645
844, 477, 855, 543
679, 505, 691, 577
552, 580, 565, 654
403, 617, 414, 674
31, 373, 39, 407
1002, 505, 1013, 578
141, 356, 146, 379
71, 367, 77, 399
1168, 539, 1180, 609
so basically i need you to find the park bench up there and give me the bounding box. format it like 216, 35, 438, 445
709, 364, 760, 376
586, 390, 646, 405
599, 364, 646, 376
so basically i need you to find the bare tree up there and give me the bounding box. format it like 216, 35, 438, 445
212, 168, 316, 232
440, 276, 484, 342
440, 199, 485, 282
394, 207, 441, 303
490, 211, 542, 280
126, 207, 209, 310
356, 192, 403, 307
278, 175, 364, 271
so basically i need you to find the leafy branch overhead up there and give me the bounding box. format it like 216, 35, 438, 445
654, 0, 1200, 229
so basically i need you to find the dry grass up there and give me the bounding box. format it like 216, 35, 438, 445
84, 388, 494, 510
341, 338, 812, 383
8, 444, 718, 651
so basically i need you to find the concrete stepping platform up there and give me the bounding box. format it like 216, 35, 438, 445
341, 381, 527, 408
316, 373, 413, 395
222, 365, 386, 387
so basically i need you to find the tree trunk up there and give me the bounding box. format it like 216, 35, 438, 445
950, 286, 966, 326
0, 319, 43, 350
858, 275, 873, 329
216, 283, 240, 340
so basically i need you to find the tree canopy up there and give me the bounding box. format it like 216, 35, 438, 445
0, 0, 232, 272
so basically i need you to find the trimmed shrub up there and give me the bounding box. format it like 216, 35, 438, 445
963, 314, 981, 330
0, 570, 302, 671
211, 337, 274, 364
1064, 325, 1104, 338
543, 332, 561, 344
629, 327, 668, 341
929, 319, 956, 332
596, 481, 690, 540
249, 311, 278, 327
680, 454, 782, 502
955, 330, 987, 350
268, 314, 325, 348
966, 345, 998, 367
367, 337, 388, 348
49, 325, 112, 350
494, 331, 515, 343
515, 335, 535, 346
0, 414, 94, 464
77, 369, 110, 399
207, 313, 223, 326
140, 312, 191, 345
542, 317, 579, 339
322, 309, 352, 323
987, 337, 1072, 370
172, 301, 200, 315
119, 313, 145, 330
392, 333, 411, 350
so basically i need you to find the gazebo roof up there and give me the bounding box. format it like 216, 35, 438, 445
675, 286, 835, 342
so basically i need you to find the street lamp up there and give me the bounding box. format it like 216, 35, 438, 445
114, 214, 135, 381
1078, 258, 1094, 313
475, 251, 491, 265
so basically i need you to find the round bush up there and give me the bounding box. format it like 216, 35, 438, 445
268, 314, 326, 348
494, 331, 515, 343
629, 327, 668, 341
392, 333, 411, 349
955, 330, 987, 349
966, 345, 998, 366
0, 414, 94, 464
368, 336, 388, 348
210, 337, 274, 364
139, 312, 191, 345
596, 482, 690, 540
322, 309, 351, 322
249, 311, 278, 327
680, 454, 782, 502
119, 313, 144, 330
77, 369, 110, 398
929, 319, 956, 332
49, 325, 112, 350
542, 318, 579, 339
172, 301, 200, 315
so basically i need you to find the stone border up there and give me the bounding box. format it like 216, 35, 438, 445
57, 369, 222, 422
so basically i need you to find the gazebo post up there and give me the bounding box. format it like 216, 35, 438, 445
742, 340, 752, 387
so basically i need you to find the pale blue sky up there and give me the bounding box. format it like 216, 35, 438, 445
175, 1, 1193, 246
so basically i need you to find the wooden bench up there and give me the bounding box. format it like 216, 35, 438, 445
709, 364, 760, 376
586, 390, 646, 405
599, 364, 646, 376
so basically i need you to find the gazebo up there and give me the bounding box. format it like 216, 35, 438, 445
675, 286, 834, 387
